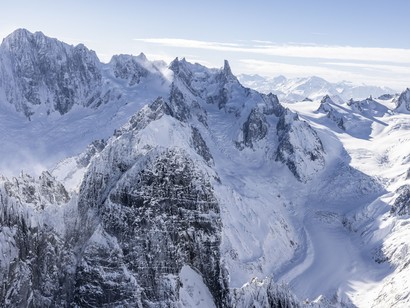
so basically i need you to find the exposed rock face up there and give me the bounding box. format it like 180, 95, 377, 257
378, 93, 394, 100
347, 96, 389, 117
0, 172, 69, 307
391, 185, 410, 216
111, 53, 149, 85
191, 126, 214, 164
231, 278, 300, 308
263, 93, 285, 117
110, 53, 163, 86
76, 139, 107, 167
0, 106, 230, 307
395, 88, 410, 113
169, 83, 192, 122
3, 171, 69, 209
169, 57, 241, 113
70, 94, 230, 305
242, 94, 284, 149
242, 108, 268, 148
0, 29, 105, 117
276, 109, 325, 182
106, 150, 226, 306
317, 95, 345, 130
0, 29, 336, 307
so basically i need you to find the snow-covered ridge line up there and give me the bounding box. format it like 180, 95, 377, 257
238, 73, 398, 103
0, 28, 410, 307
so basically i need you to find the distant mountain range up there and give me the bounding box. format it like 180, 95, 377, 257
0, 29, 409, 307
238, 74, 397, 102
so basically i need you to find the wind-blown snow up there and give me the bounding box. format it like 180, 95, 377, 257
1, 29, 409, 307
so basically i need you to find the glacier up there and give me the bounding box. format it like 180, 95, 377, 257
0, 29, 409, 307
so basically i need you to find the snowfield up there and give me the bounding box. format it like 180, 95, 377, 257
0, 29, 409, 307
279, 96, 410, 307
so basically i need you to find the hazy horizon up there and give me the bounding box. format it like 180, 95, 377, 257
1, 1, 410, 89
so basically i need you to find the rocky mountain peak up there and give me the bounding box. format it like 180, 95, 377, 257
169, 57, 191, 73
2, 28, 37, 46
276, 109, 325, 181
223, 59, 233, 77
273, 75, 287, 83
317, 95, 346, 130
3, 29, 408, 307
110, 52, 161, 86
320, 94, 333, 105
0, 28, 108, 117
168, 57, 196, 87
390, 185, 410, 216
395, 88, 410, 113
169, 56, 180, 71
137, 51, 147, 61
217, 59, 237, 85
2, 171, 69, 210
1, 29, 64, 56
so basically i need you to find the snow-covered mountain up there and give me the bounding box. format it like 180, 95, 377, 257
0, 29, 170, 176
238, 74, 397, 103
1, 29, 409, 307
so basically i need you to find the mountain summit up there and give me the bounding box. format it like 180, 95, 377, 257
0, 29, 409, 307
238, 74, 397, 103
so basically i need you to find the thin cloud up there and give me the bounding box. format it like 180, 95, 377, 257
134, 38, 243, 51
250, 39, 275, 45
239, 59, 353, 80
134, 38, 410, 64
258, 44, 410, 64
323, 62, 410, 74
133, 37, 410, 89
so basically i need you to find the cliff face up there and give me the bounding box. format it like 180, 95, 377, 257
4, 29, 408, 308
0, 104, 227, 307
0, 47, 316, 305
0, 172, 70, 307
0, 30, 167, 119
395, 88, 410, 113
76, 149, 227, 307
70, 99, 230, 306
0, 29, 104, 117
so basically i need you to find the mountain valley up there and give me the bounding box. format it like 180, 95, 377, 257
0, 29, 409, 308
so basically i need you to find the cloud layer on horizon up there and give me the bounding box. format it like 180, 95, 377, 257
134, 38, 410, 90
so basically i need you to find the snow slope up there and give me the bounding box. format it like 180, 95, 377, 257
0, 30, 171, 176
0, 29, 409, 307
239, 74, 397, 103
281, 94, 410, 307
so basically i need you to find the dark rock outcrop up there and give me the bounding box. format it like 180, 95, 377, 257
111, 53, 150, 86
0, 29, 105, 116
231, 278, 300, 308
391, 185, 410, 216
72, 139, 229, 306
191, 126, 214, 164
317, 95, 346, 130
0, 172, 69, 307
242, 108, 268, 148
395, 88, 410, 113
276, 109, 325, 182
347, 96, 389, 117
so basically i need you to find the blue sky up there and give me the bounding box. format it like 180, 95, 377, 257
1, 0, 410, 89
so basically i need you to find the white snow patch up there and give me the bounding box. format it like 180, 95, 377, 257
178, 265, 216, 308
